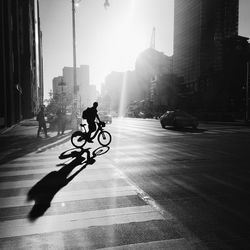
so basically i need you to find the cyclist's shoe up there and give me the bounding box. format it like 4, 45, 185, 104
87, 158, 96, 164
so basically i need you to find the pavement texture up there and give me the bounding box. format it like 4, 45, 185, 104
0, 119, 72, 164
1, 118, 250, 249
0, 119, 192, 249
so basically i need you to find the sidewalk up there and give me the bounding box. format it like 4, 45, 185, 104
0, 118, 38, 135
0, 118, 72, 164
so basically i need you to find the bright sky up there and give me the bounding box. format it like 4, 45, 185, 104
40, 0, 174, 99
40, 0, 250, 100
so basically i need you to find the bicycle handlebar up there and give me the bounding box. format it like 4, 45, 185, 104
80, 121, 105, 128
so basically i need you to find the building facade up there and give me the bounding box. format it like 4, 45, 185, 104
59, 65, 96, 110
135, 48, 174, 114
0, 0, 43, 128
173, 0, 240, 113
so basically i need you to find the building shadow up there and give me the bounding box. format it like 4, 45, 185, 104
27, 146, 110, 221
0, 133, 71, 164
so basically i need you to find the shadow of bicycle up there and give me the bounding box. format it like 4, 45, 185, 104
27, 146, 110, 221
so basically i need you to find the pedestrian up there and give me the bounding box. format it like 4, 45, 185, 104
81, 102, 101, 142
71, 103, 78, 130
36, 106, 48, 138
61, 108, 67, 135
56, 108, 63, 136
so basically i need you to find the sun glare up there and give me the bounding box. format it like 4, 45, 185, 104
99, 0, 146, 73
76, 0, 174, 90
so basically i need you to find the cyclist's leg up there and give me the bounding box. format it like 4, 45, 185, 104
87, 122, 96, 141
37, 124, 41, 138
43, 122, 48, 137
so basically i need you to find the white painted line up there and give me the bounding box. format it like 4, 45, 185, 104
1, 160, 60, 167
0, 165, 115, 177
0, 186, 137, 208
10, 155, 59, 161
0, 170, 126, 190
99, 238, 191, 250
0, 205, 164, 238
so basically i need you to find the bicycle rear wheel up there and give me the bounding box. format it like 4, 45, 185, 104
71, 131, 87, 148
98, 131, 111, 146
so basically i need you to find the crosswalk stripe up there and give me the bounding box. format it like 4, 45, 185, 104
99, 238, 190, 250
0, 205, 165, 238
0, 171, 126, 190
1, 160, 61, 167
0, 165, 116, 177
0, 186, 137, 208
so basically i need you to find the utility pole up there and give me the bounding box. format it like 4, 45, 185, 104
70, 0, 110, 129
71, 0, 78, 130
72, 0, 77, 102
246, 61, 249, 122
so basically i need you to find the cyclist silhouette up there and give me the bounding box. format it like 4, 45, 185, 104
82, 102, 101, 143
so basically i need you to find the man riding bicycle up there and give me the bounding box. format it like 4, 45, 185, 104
82, 102, 101, 143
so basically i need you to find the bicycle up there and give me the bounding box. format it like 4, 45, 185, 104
71, 121, 112, 148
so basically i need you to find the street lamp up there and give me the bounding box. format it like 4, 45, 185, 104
71, 0, 78, 130
71, 0, 110, 130
246, 61, 249, 122
58, 78, 66, 109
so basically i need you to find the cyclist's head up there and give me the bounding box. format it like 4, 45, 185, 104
93, 102, 98, 108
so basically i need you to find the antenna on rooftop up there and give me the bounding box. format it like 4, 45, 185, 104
150, 27, 156, 49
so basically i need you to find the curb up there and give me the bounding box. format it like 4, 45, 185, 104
0, 124, 19, 135
0, 118, 37, 135
36, 134, 71, 153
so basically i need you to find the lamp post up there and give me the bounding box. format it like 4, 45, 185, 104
58, 78, 66, 110
71, 0, 110, 129
71, 0, 78, 130
246, 61, 249, 122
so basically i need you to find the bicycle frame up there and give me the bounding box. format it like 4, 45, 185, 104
71, 121, 111, 148
80, 122, 103, 140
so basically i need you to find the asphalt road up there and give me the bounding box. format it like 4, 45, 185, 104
108, 118, 250, 249
1, 118, 250, 249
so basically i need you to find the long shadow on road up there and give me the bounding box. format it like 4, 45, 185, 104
27, 146, 110, 221
0, 133, 71, 165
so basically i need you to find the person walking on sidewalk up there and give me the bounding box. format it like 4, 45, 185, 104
56, 108, 66, 136
36, 106, 48, 138
56, 108, 63, 136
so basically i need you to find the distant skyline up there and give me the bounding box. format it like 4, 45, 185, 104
40, 0, 250, 100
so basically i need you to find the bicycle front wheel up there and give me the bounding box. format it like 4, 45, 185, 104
98, 131, 112, 146
71, 131, 87, 148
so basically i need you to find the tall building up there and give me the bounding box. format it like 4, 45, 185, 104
62, 65, 91, 109
52, 76, 64, 96
173, 0, 239, 111
0, 0, 43, 128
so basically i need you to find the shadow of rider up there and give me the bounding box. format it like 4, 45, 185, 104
27, 147, 102, 221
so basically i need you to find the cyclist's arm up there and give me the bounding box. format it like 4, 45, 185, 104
96, 113, 101, 122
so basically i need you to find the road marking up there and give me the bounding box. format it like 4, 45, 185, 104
1, 160, 61, 168
0, 165, 116, 177
0, 205, 164, 238
0, 186, 137, 208
0, 170, 126, 190
99, 238, 191, 250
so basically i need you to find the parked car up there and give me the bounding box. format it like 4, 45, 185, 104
98, 111, 112, 124
160, 110, 199, 129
